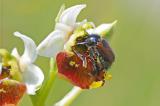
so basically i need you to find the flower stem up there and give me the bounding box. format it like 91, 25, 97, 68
30, 58, 57, 106
54, 86, 83, 106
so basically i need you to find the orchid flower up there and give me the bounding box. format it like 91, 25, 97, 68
0, 32, 44, 105
0, 78, 26, 105
0, 49, 26, 105
37, 4, 116, 89
12, 32, 44, 95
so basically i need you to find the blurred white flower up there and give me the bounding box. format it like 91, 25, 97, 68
12, 32, 44, 95
37, 4, 116, 58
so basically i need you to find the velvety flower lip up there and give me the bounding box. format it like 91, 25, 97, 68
56, 52, 106, 89
0, 79, 26, 106
12, 32, 44, 95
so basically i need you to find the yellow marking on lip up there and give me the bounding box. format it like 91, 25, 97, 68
0, 88, 6, 93
105, 73, 112, 80
75, 64, 79, 67
69, 61, 76, 66
89, 81, 103, 89
69, 61, 79, 68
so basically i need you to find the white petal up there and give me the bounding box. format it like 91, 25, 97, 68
11, 48, 20, 61
22, 64, 44, 95
14, 32, 37, 63
59, 4, 86, 27
37, 30, 66, 58
94, 20, 117, 37
55, 23, 73, 33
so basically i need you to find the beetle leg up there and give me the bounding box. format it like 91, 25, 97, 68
72, 47, 87, 68
77, 42, 87, 45
88, 47, 101, 75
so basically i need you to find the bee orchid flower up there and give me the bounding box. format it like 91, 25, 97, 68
12, 32, 44, 95
0, 49, 26, 105
0, 32, 44, 105
37, 4, 116, 89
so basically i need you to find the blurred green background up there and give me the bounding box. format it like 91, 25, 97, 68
1, 0, 160, 106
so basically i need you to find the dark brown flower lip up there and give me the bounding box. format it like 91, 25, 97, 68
0, 79, 26, 106
56, 52, 108, 89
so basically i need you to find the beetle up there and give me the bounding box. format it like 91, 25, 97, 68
71, 34, 115, 75
56, 33, 115, 89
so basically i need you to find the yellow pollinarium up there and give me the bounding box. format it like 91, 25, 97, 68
64, 22, 94, 52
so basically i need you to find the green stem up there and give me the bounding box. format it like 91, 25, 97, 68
31, 58, 57, 106
54, 86, 83, 106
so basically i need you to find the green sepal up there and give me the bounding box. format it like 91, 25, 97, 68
99, 20, 117, 40
55, 4, 65, 23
